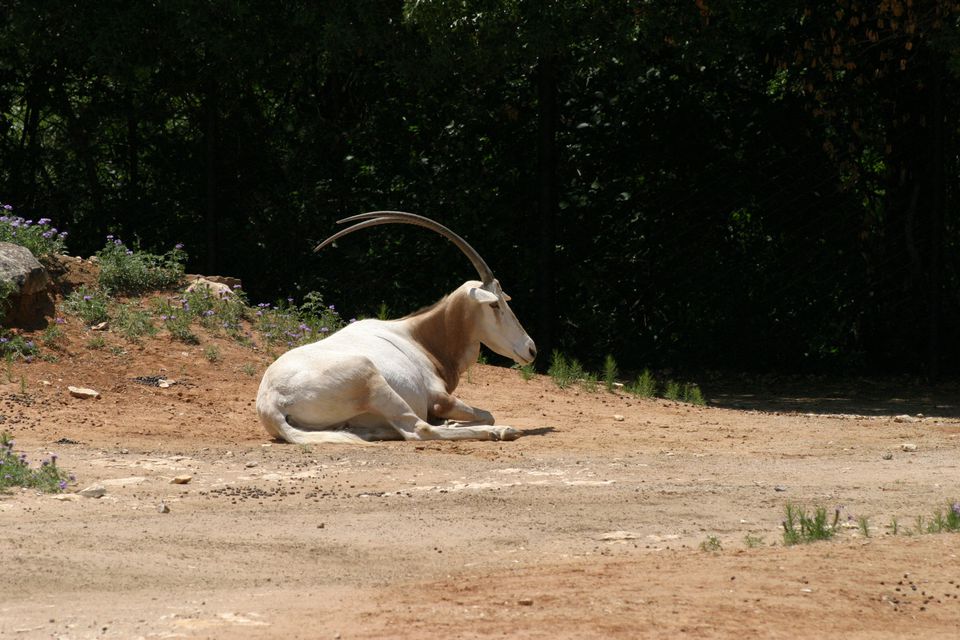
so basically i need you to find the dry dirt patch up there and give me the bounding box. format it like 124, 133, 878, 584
1, 327, 959, 638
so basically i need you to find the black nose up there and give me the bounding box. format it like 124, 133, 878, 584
529, 345, 537, 360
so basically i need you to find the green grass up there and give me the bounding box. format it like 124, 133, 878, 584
517, 362, 536, 381
204, 345, 221, 363
663, 380, 682, 401
782, 503, 839, 545
0, 432, 73, 493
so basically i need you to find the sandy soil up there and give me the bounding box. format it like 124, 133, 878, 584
2, 310, 960, 639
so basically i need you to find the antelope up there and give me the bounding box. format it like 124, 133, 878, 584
255, 211, 537, 444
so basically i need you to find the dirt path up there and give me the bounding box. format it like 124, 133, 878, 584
2, 326, 959, 639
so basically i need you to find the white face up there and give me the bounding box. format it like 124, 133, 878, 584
468, 281, 537, 365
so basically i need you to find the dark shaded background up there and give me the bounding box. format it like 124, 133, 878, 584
2, 1, 958, 375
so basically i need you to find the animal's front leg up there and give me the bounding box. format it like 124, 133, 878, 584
431, 393, 495, 425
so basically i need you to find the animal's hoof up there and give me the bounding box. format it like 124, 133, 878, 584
496, 427, 521, 441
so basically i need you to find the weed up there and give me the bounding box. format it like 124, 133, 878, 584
889, 516, 899, 536
86, 335, 106, 350
744, 534, 765, 548
518, 362, 536, 381
663, 380, 682, 401
628, 369, 657, 397
603, 354, 618, 392
240, 363, 257, 376
858, 515, 871, 538
0, 432, 73, 493
19, 375, 26, 395
97, 237, 186, 294
925, 501, 960, 533
782, 503, 838, 545
114, 304, 157, 341
0, 333, 39, 362
108, 345, 126, 357
683, 383, 705, 405
700, 536, 723, 552
41, 320, 67, 350
63, 287, 110, 326
580, 372, 599, 393
204, 345, 221, 363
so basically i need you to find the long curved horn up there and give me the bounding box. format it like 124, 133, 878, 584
314, 210, 496, 287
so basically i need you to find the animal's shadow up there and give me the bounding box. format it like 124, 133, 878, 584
518, 426, 556, 438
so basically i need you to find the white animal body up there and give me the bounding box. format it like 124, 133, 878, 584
256, 212, 537, 444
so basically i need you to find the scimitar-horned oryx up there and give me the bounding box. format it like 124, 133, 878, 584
256, 211, 537, 444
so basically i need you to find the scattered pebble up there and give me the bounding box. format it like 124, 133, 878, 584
774, 485, 787, 492
894, 415, 918, 423
245, 461, 259, 468
90, 321, 109, 331
517, 598, 534, 606
881, 452, 894, 460
171, 475, 193, 485
157, 502, 170, 513
79, 484, 106, 498
613, 414, 625, 422
901, 443, 918, 452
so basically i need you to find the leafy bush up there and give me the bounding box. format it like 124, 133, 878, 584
254, 291, 345, 348
63, 287, 111, 326
0, 205, 68, 257
0, 332, 39, 361
0, 432, 73, 493
97, 237, 186, 294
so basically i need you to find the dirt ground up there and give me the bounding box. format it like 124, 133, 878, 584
2, 310, 960, 639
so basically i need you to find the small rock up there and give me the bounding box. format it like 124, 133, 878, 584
881, 452, 894, 460
91, 321, 109, 331
171, 475, 192, 485
774, 485, 787, 492
517, 598, 534, 606
158, 379, 175, 389
51, 493, 80, 501
901, 443, 918, 452
245, 461, 259, 468
894, 414, 918, 423
68, 386, 101, 400
157, 502, 170, 513
79, 484, 106, 498
613, 414, 625, 422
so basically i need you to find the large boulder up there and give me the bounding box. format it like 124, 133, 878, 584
0, 242, 54, 328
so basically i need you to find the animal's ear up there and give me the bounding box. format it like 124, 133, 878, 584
468, 287, 500, 305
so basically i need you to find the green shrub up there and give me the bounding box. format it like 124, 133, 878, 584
663, 380, 682, 401
63, 287, 110, 325
253, 291, 344, 348
628, 369, 657, 397
603, 354, 618, 392
0, 432, 73, 493
114, 304, 157, 341
0, 207, 68, 257
97, 237, 186, 294
0, 333, 39, 361
782, 504, 838, 545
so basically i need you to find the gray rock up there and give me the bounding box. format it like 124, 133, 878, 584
0, 242, 53, 328
79, 484, 106, 498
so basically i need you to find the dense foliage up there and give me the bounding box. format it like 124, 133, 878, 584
1, 1, 958, 374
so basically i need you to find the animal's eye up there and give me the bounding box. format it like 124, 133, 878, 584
490, 302, 500, 310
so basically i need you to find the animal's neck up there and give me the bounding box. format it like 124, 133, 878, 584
408, 293, 477, 392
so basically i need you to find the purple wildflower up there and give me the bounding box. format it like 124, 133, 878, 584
2, 204, 11, 210
175, 243, 184, 250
